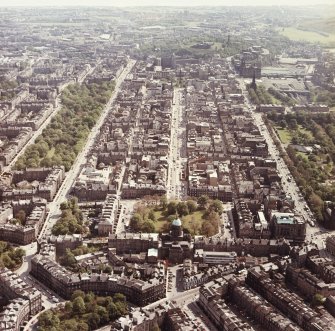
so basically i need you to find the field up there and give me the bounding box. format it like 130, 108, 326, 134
153, 209, 205, 234
276, 127, 292, 145
275, 125, 314, 145
278, 27, 335, 46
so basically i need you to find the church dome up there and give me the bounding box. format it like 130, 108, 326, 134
172, 218, 182, 227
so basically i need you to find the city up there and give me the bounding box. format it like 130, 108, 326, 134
0, 2, 335, 331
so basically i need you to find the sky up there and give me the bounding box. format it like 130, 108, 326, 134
1, 0, 334, 7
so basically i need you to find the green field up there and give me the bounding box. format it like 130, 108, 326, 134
276, 125, 314, 145
276, 127, 292, 144
152, 209, 206, 234
279, 27, 335, 46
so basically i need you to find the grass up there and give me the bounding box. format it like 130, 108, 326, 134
298, 126, 314, 141
276, 127, 292, 144
153, 210, 169, 232
276, 125, 314, 145
296, 151, 308, 161
152, 209, 206, 234
278, 27, 335, 46
181, 211, 205, 235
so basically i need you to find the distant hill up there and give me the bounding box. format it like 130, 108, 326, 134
298, 16, 335, 35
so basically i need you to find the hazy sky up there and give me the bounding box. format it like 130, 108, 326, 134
2, 0, 334, 6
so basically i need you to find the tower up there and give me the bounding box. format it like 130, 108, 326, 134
171, 218, 183, 239
250, 67, 257, 90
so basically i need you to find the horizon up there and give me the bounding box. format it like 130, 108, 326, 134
1, 0, 334, 7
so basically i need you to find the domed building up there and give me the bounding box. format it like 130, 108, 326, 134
171, 218, 183, 239
159, 217, 193, 264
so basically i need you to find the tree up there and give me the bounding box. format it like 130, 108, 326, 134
197, 195, 209, 209
62, 319, 79, 331
160, 195, 167, 209
15, 210, 26, 224
84, 291, 95, 304
72, 296, 86, 315
87, 312, 100, 329
189, 216, 200, 235
312, 293, 325, 307
65, 301, 73, 313
130, 214, 142, 231
113, 293, 126, 302
279, 119, 287, 128
186, 200, 197, 213
288, 118, 298, 130
177, 202, 189, 216
167, 201, 177, 215
60, 249, 77, 268
201, 221, 216, 237
96, 306, 109, 325
141, 221, 155, 233
208, 200, 223, 215
38, 310, 60, 329
60, 201, 69, 210
77, 321, 89, 331
148, 210, 156, 222
71, 290, 85, 301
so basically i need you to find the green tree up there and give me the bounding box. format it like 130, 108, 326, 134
38, 310, 60, 329
201, 221, 216, 237
60, 201, 69, 210
148, 210, 156, 222
197, 195, 209, 209
113, 293, 126, 302
87, 313, 100, 329
130, 214, 142, 231
141, 220, 155, 233
65, 301, 73, 313
160, 195, 168, 209
14, 210, 26, 224
288, 118, 298, 130
72, 296, 86, 315
208, 200, 223, 215
71, 290, 85, 300
177, 202, 189, 216
167, 201, 178, 215
186, 200, 197, 213
60, 249, 77, 268
96, 306, 109, 325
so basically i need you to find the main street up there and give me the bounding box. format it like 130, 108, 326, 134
12, 61, 136, 321
38, 59, 136, 240
238, 78, 321, 241
167, 87, 185, 200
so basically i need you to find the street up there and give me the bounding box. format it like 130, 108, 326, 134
38, 60, 136, 240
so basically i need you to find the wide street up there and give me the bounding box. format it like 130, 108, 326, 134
238, 77, 330, 244
167, 87, 185, 200
38, 60, 136, 240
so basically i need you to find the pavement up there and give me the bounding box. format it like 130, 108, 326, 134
167, 88, 185, 200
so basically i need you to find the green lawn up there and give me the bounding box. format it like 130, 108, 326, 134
298, 126, 314, 140
181, 210, 205, 235
296, 151, 308, 161
276, 127, 292, 144
153, 210, 169, 232
152, 209, 206, 234
276, 125, 314, 145
278, 27, 335, 46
